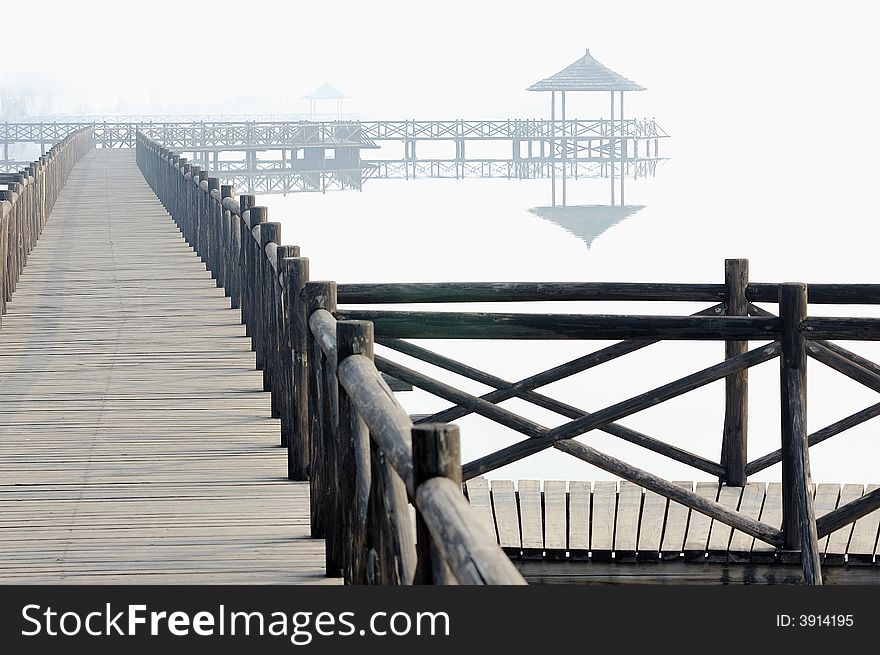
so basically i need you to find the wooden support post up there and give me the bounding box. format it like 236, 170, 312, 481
219, 184, 234, 294
779, 283, 822, 584
197, 170, 208, 259
336, 320, 374, 583
412, 423, 460, 585
206, 177, 220, 280
304, 281, 337, 544
723, 258, 749, 485
275, 244, 299, 445
233, 194, 255, 311
285, 257, 310, 480
187, 165, 200, 248
258, 222, 281, 399
243, 205, 267, 340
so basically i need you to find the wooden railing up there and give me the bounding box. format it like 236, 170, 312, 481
136, 132, 880, 586
0, 128, 93, 325
136, 132, 525, 585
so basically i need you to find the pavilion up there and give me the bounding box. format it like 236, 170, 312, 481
528, 50, 645, 206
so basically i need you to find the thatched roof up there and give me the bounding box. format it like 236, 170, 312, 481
302, 83, 349, 100
528, 50, 645, 92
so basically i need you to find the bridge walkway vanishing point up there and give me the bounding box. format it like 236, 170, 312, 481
0, 148, 336, 583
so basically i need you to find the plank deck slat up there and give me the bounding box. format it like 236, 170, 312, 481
614, 481, 642, 562
590, 481, 617, 561
660, 481, 693, 560
728, 482, 766, 562
464, 478, 498, 543
0, 150, 333, 584
752, 482, 783, 561
682, 482, 720, 561
636, 489, 667, 562
490, 480, 521, 553
542, 481, 567, 556
812, 483, 841, 554
825, 484, 864, 565
847, 484, 880, 564
706, 485, 744, 562
517, 480, 544, 557
567, 481, 591, 557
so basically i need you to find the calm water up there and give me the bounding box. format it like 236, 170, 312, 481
256, 148, 880, 486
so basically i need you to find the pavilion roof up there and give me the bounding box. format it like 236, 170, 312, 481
527, 50, 645, 92
302, 83, 349, 100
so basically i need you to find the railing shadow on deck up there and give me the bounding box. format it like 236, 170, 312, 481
0, 128, 93, 326
136, 132, 880, 586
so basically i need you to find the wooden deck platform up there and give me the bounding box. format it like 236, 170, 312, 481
0, 149, 336, 583
466, 479, 880, 584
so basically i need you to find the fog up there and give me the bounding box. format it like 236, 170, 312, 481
3, 1, 880, 483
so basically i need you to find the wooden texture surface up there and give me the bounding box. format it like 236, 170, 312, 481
472, 479, 880, 576
0, 150, 336, 584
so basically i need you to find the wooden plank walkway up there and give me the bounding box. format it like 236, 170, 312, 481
0, 149, 336, 583
466, 479, 880, 584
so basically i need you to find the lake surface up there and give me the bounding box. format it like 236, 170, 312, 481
256, 150, 879, 486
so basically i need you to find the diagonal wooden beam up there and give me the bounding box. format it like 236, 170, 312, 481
374, 356, 548, 439
463, 342, 781, 479
751, 302, 880, 393
745, 401, 880, 475
816, 486, 880, 538
380, 337, 725, 477
401, 303, 725, 425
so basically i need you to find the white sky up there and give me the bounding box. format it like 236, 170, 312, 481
3, 0, 879, 126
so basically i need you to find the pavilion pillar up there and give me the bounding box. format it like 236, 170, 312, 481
550, 91, 556, 207
610, 90, 615, 206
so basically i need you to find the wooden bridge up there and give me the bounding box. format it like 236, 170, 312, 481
0, 119, 667, 194
2, 129, 879, 585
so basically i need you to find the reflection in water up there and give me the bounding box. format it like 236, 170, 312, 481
528, 204, 645, 248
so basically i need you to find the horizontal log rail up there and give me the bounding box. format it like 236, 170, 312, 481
136, 130, 880, 587
336, 281, 880, 305
1, 128, 93, 326
336, 310, 782, 340
337, 282, 727, 303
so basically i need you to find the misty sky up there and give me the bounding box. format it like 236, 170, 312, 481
2, 1, 877, 126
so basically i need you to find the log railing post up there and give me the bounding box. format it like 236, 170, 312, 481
187, 165, 199, 248
233, 194, 254, 311
303, 281, 337, 544
723, 258, 749, 485
412, 423, 460, 585
275, 244, 300, 445
243, 205, 267, 340
285, 256, 310, 480
257, 222, 281, 396
779, 282, 822, 584
197, 170, 208, 261
336, 321, 417, 585
206, 177, 220, 281
176, 158, 188, 228
220, 184, 234, 293
336, 320, 374, 583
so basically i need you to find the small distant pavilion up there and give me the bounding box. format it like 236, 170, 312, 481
301, 83, 349, 120
528, 49, 645, 206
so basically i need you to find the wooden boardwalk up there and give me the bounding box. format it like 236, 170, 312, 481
466, 479, 880, 584
0, 149, 336, 583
